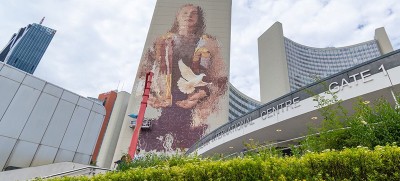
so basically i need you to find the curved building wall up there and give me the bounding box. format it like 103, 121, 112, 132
228, 83, 261, 121
284, 38, 381, 91
188, 50, 400, 156
259, 22, 393, 103
0, 62, 105, 170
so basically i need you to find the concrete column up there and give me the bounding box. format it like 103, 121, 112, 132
258, 22, 290, 103
96, 91, 130, 168
374, 27, 394, 54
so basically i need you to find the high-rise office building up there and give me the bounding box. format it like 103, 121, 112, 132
0, 22, 56, 74
112, 0, 231, 162
258, 22, 394, 103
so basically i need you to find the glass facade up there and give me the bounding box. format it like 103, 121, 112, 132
228, 84, 261, 121
0, 23, 56, 74
284, 38, 382, 91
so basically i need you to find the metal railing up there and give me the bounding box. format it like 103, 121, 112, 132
41, 166, 111, 179
221, 121, 389, 159
222, 134, 306, 159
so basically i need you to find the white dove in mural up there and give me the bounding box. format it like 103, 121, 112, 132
177, 59, 211, 94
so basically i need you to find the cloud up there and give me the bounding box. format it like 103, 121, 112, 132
0, 0, 156, 97
0, 0, 398, 102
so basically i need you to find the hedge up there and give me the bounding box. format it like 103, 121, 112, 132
43, 145, 400, 181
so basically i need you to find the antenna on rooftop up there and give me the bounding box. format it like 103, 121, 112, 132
117, 80, 121, 91
39, 17, 45, 25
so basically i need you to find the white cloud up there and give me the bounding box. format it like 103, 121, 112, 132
0, 0, 398, 102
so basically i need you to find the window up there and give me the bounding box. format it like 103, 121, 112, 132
103, 97, 108, 106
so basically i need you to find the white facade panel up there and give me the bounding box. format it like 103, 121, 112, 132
22, 75, 45, 91
54, 149, 74, 163
41, 100, 75, 147
77, 112, 103, 155
0, 65, 26, 83
61, 91, 79, 104
19, 93, 59, 143
43, 83, 63, 98
73, 152, 91, 165
92, 103, 106, 115
0, 136, 17, 170
387, 66, 400, 86
97, 91, 130, 168
0, 76, 20, 119
30, 145, 58, 167
0, 85, 41, 138
0, 63, 106, 170
334, 72, 392, 101
7, 141, 38, 168
59, 106, 90, 151
77, 97, 93, 110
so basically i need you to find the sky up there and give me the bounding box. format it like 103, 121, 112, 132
0, 0, 399, 101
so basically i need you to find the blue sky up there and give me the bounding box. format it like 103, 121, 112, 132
0, 0, 399, 101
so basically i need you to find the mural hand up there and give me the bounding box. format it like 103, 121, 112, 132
188, 89, 207, 101
148, 97, 170, 108
176, 99, 198, 109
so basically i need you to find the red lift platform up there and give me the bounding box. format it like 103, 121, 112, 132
128, 72, 153, 158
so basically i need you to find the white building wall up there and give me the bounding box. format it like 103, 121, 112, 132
374, 27, 394, 54
196, 56, 400, 156
258, 22, 290, 103
113, 0, 232, 163
258, 22, 394, 104
0, 62, 106, 171
97, 91, 130, 168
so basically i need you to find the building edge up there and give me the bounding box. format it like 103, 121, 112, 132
374, 27, 394, 54
96, 91, 130, 168
91, 91, 118, 163
258, 21, 290, 104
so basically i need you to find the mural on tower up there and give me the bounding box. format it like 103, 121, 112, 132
128, 1, 231, 152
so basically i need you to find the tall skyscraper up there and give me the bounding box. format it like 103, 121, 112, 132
0, 21, 56, 74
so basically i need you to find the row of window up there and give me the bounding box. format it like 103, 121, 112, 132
230, 88, 261, 108
284, 37, 382, 91
228, 89, 261, 121
229, 95, 256, 111
6, 24, 55, 73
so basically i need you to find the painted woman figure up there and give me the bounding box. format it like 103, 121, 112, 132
136, 4, 228, 152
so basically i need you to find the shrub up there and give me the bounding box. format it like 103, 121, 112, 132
44, 145, 400, 181
301, 90, 400, 152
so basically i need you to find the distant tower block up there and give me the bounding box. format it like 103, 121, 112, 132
0, 22, 56, 74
